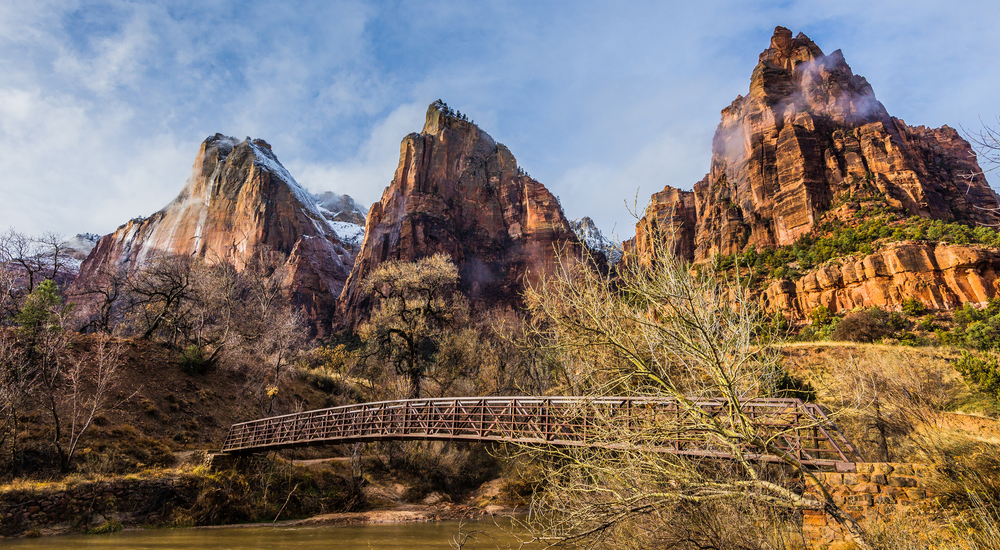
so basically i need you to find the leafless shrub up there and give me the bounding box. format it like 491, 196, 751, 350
967, 116, 1000, 174
0, 328, 32, 472
0, 229, 69, 295
516, 228, 874, 549
58, 334, 126, 472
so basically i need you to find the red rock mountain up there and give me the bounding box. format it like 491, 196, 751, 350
337, 101, 581, 327
637, 26, 999, 263
632, 27, 1000, 317
76, 134, 357, 325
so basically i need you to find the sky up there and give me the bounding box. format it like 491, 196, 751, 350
1, 0, 999, 242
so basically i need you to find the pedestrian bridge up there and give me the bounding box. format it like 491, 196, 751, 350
220, 396, 863, 470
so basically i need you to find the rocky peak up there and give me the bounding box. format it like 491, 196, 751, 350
313, 192, 368, 226
746, 27, 889, 129
337, 101, 581, 328
570, 217, 622, 266
62, 233, 100, 261
631, 26, 1000, 267
75, 133, 357, 331
628, 27, 1000, 318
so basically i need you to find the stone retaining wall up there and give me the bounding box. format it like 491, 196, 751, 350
0, 476, 201, 538
803, 463, 935, 549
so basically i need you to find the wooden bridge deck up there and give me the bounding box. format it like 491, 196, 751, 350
220, 396, 863, 470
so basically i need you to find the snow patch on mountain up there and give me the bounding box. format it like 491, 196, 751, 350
328, 221, 365, 247
246, 138, 368, 248
571, 217, 622, 265
247, 139, 326, 223
313, 191, 368, 225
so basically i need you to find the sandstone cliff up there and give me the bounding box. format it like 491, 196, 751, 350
76, 134, 358, 326
337, 101, 580, 327
631, 27, 1000, 317
635, 26, 999, 263
763, 242, 1000, 318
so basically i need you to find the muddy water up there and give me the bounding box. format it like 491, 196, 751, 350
1, 519, 536, 549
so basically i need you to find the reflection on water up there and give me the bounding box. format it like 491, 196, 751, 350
1, 519, 536, 550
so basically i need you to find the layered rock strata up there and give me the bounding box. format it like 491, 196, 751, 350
763, 242, 1000, 318
337, 101, 580, 327
76, 134, 356, 326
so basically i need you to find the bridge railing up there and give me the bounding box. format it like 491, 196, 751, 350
220, 396, 863, 469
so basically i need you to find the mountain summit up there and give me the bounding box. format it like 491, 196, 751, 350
76, 134, 359, 326
637, 26, 1000, 264
336, 100, 581, 327
632, 27, 1000, 317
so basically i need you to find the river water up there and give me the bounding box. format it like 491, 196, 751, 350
1, 519, 537, 549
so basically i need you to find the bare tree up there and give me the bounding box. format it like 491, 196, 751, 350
58, 334, 125, 472
205, 251, 307, 414
248, 305, 305, 414
0, 255, 18, 322
967, 116, 1000, 174
126, 254, 195, 341
0, 329, 33, 473
0, 229, 68, 295
1, 229, 46, 294
74, 264, 131, 334
30, 308, 75, 472
516, 231, 873, 549
36, 232, 68, 282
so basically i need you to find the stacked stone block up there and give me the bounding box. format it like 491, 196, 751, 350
802, 463, 934, 548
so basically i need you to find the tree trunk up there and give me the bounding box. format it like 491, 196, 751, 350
409, 370, 421, 399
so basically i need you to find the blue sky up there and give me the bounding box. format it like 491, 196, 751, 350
2, 0, 998, 240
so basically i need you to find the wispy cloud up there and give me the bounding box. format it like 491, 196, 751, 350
0, 0, 997, 238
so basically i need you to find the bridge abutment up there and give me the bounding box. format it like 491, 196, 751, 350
802, 462, 935, 549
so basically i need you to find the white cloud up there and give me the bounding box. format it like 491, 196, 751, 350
0, 84, 193, 236
289, 102, 427, 207
1, 0, 998, 241
52, 5, 157, 94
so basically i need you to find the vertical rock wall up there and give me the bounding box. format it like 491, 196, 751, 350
337, 102, 581, 328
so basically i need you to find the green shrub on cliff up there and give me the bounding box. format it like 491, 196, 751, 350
953, 352, 1000, 401
948, 299, 1000, 351
713, 215, 1000, 286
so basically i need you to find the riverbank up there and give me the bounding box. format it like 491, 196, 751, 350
0, 455, 521, 539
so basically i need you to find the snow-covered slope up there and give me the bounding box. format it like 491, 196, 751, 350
75, 134, 358, 326
311, 191, 367, 248
313, 192, 368, 225
63, 233, 100, 260
570, 217, 622, 265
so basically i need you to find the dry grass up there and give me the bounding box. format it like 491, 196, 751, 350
782, 343, 999, 460
783, 342, 1000, 548
865, 497, 1000, 550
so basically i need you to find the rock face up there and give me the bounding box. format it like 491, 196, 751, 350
337, 101, 580, 327
634, 26, 1000, 265
628, 26, 1000, 317
76, 134, 357, 326
763, 242, 1000, 317
629, 186, 697, 262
